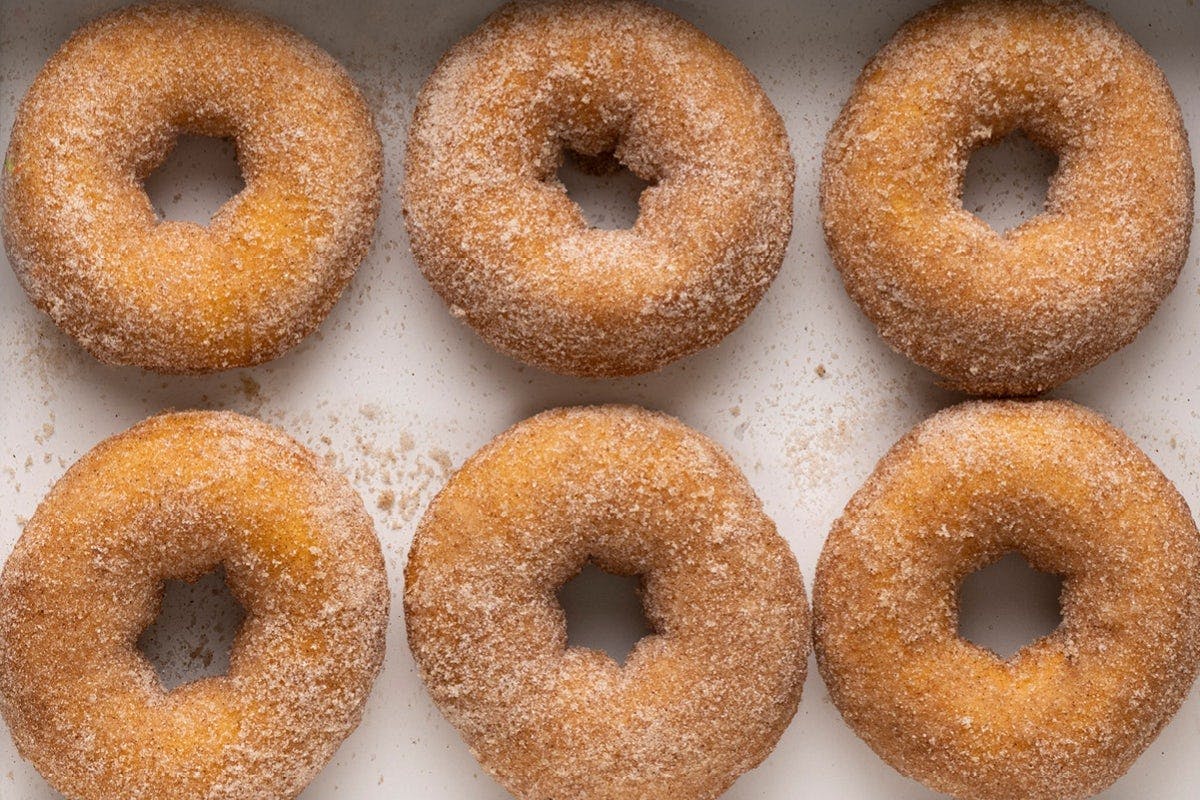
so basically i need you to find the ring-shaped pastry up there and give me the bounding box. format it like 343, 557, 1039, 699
813, 400, 1200, 800
405, 405, 809, 799
404, 0, 794, 377
821, 0, 1193, 396
0, 411, 389, 800
3, 4, 383, 373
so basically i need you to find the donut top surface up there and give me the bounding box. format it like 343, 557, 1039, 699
404, 0, 795, 377
0, 411, 389, 800
2, 3, 383, 373
821, 0, 1193, 395
405, 406, 809, 800
814, 400, 1200, 800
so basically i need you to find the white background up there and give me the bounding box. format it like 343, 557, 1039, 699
2, 1, 1199, 797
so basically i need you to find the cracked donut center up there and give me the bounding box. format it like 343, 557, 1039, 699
554, 149, 653, 231
557, 562, 653, 664
961, 131, 1058, 235
957, 552, 1064, 659
137, 567, 246, 690
143, 134, 245, 225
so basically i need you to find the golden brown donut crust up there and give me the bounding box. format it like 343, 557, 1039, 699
813, 401, 1200, 800
403, 0, 795, 377
404, 406, 809, 799
821, 0, 1193, 396
3, 4, 383, 373
0, 412, 389, 800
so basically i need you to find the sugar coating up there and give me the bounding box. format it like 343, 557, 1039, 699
404, 406, 810, 799
403, 0, 795, 377
813, 400, 1200, 800
820, 0, 1193, 396
2, 4, 383, 374
0, 411, 390, 800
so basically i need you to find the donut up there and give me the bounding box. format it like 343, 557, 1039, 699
2, 4, 383, 374
0, 411, 389, 800
820, 0, 1193, 396
403, 0, 794, 377
404, 406, 809, 799
812, 400, 1200, 800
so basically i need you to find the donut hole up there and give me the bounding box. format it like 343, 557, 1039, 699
957, 552, 1064, 659
557, 562, 654, 664
136, 566, 247, 690
961, 131, 1059, 235
142, 134, 246, 225
553, 149, 654, 230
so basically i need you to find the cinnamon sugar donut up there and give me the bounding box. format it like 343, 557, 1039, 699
0, 412, 389, 800
2, 4, 383, 373
813, 401, 1200, 800
404, 406, 809, 799
821, 0, 1193, 396
403, 0, 794, 377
